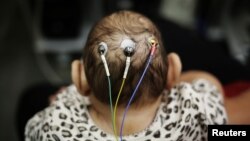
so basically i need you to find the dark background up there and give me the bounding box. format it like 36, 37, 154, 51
0, 0, 249, 140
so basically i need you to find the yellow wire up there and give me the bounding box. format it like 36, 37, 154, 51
113, 78, 126, 141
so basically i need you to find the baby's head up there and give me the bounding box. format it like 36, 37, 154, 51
72, 11, 180, 107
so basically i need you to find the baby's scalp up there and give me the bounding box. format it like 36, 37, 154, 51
82, 10, 168, 106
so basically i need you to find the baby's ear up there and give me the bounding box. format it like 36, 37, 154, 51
71, 60, 90, 95
166, 53, 182, 89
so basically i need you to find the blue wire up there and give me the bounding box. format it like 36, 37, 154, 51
119, 54, 153, 141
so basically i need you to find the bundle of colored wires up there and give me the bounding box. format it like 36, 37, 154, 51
119, 44, 157, 141
113, 56, 131, 140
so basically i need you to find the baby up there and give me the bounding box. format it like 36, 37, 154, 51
25, 10, 227, 141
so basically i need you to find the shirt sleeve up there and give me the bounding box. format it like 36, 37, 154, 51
191, 79, 228, 124
25, 106, 52, 141
24, 85, 80, 141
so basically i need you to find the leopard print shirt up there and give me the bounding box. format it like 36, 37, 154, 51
25, 79, 227, 141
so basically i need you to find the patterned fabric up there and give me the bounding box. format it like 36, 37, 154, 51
25, 79, 227, 141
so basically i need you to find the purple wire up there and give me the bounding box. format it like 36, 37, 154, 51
119, 54, 153, 141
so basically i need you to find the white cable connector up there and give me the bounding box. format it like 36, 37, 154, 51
101, 54, 110, 76
123, 57, 131, 78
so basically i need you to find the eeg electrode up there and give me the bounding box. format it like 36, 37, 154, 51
120, 39, 135, 78
98, 42, 110, 76
121, 39, 135, 55
98, 42, 108, 55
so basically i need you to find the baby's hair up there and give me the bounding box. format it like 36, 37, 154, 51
82, 10, 167, 106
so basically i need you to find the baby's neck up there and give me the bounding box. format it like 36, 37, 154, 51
88, 94, 162, 136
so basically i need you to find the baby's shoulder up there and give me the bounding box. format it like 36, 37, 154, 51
25, 85, 90, 139
161, 79, 227, 125
166, 79, 221, 100
48, 85, 89, 117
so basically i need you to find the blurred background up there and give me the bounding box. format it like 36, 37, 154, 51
0, 0, 249, 140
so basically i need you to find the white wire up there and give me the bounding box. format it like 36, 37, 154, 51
101, 55, 110, 76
